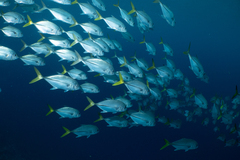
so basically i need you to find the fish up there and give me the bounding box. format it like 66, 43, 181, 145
51, 0, 71, 5
120, 57, 144, 78
94, 113, 128, 128
0, 46, 18, 60
113, 72, 149, 96
15, 0, 34, 5
160, 138, 198, 151
20, 54, 45, 66
29, 67, 80, 92
72, 0, 98, 19
0, 0, 10, 6
113, 0, 134, 27
60, 27, 83, 42
1, 11, 26, 24
112, 40, 122, 51
121, 32, 135, 42
1, 25, 23, 38
84, 97, 126, 114
101, 37, 116, 50
72, 51, 114, 75
95, 10, 127, 32
80, 82, 99, 93
61, 125, 99, 138
38, 34, 71, 48
23, 15, 62, 35
61, 65, 87, 80
46, 104, 80, 119
92, 0, 105, 11
159, 38, 173, 56
37, 0, 75, 25
20, 40, 53, 55
13, 3, 40, 13
131, 51, 149, 71
128, 2, 153, 29
70, 18, 103, 36
129, 110, 155, 127
153, 0, 176, 26
140, 36, 156, 55
47, 49, 79, 62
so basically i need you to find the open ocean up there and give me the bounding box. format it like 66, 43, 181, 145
1, 0, 240, 159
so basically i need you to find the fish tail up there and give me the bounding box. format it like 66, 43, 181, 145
94, 73, 101, 77
128, 1, 136, 15
70, 17, 78, 27
120, 56, 128, 67
165, 99, 169, 107
160, 139, 171, 150
70, 34, 79, 47
130, 51, 137, 61
61, 126, 71, 138
37, 0, 48, 13
190, 88, 196, 98
60, 26, 65, 33
61, 65, 67, 75
71, 50, 82, 66
232, 85, 238, 99
113, 0, 120, 7
29, 67, 43, 84
95, 10, 103, 21
0, 10, 4, 17
23, 15, 34, 27
94, 113, 104, 123
183, 42, 191, 55
112, 51, 117, 58
153, 0, 160, 3
139, 35, 146, 44
146, 80, 150, 88
46, 104, 54, 116
12, 3, 19, 10
71, 0, 79, 5
84, 97, 95, 111
159, 37, 164, 44
37, 33, 46, 42
161, 85, 166, 92
217, 110, 222, 120
20, 39, 28, 52
44, 46, 53, 58
147, 58, 156, 70
112, 72, 124, 86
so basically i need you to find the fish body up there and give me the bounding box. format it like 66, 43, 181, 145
0, 46, 18, 60
80, 82, 99, 93
20, 54, 45, 66
1, 25, 23, 38
92, 0, 105, 11
0, 0, 10, 6
129, 110, 155, 127
1, 11, 26, 24
15, 0, 34, 5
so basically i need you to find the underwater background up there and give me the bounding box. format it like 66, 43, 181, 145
1, 0, 240, 159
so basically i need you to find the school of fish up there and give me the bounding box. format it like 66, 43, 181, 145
1, 0, 240, 151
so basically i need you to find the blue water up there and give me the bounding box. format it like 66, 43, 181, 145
1, 0, 240, 159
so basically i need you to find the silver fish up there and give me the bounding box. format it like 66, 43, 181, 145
15, 0, 34, 5
95, 113, 128, 128
29, 67, 80, 92
46, 104, 80, 119
0, 46, 18, 60
92, 0, 105, 11
95, 11, 127, 32
20, 40, 53, 55
61, 65, 87, 80
39, 34, 71, 48
1, 11, 26, 24
84, 97, 126, 114
72, 0, 98, 19
0, 0, 10, 6
20, 54, 45, 66
80, 82, 99, 93
23, 15, 61, 35
1, 25, 23, 38
52, 0, 71, 5
61, 125, 99, 138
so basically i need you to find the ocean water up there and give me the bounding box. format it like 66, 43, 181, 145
0, 0, 240, 160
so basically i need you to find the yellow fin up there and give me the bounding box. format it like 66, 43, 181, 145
139, 35, 145, 44
95, 10, 103, 21
160, 139, 171, 150
190, 88, 196, 98
128, 1, 136, 15
37, 33, 46, 42
70, 17, 78, 27
112, 72, 124, 86
20, 39, 28, 52
148, 59, 155, 70
29, 67, 43, 84
84, 97, 95, 111
113, 0, 119, 7
232, 85, 238, 99
61, 65, 67, 75
23, 15, 34, 27
71, 0, 78, 5
120, 56, 128, 67
159, 37, 164, 44
153, 0, 160, 3
46, 104, 54, 116
61, 126, 71, 138
71, 50, 82, 66
94, 113, 104, 123
183, 42, 191, 55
